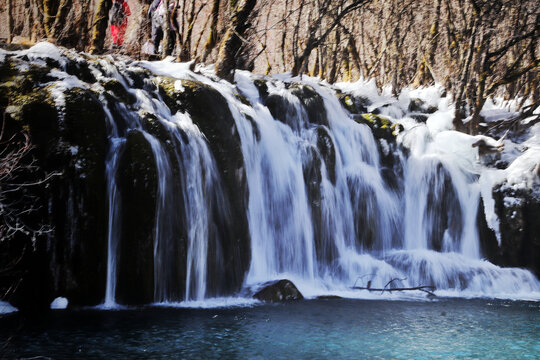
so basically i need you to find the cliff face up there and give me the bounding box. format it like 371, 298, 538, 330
1, 43, 538, 313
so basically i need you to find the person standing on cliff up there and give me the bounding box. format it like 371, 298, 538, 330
109, 0, 131, 49
147, 0, 177, 55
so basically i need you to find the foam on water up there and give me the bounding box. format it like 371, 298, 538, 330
153, 297, 261, 309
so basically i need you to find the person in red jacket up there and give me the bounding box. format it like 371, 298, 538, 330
109, 0, 131, 48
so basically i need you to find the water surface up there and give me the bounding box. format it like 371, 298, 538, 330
1, 298, 539, 359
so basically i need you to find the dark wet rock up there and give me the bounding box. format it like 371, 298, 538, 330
302, 144, 338, 266
48, 87, 108, 306
140, 111, 172, 145
410, 114, 428, 123
316, 126, 336, 185
116, 130, 157, 305
492, 185, 540, 277
157, 78, 250, 295
64, 58, 96, 84
353, 113, 394, 140
102, 78, 136, 105
254, 280, 304, 302
0, 69, 109, 311
264, 93, 299, 129
243, 113, 261, 141
477, 196, 499, 262
291, 84, 328, 127
337, 92, 369, 114
426, 163, 462, 252
253, 78, 269, 100
408, 98, 437, 114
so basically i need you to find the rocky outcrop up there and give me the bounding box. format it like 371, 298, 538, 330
157, 78, 250, 295
0, 56, 109, 312
253, 279, 304, 302
492, 185, 540, 277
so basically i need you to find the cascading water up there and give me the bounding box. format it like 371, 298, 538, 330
85, 59, 231, 306
14, 44, 537, 304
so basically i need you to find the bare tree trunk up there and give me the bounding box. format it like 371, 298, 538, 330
7, 0, 13, 43
161, 0, 171, 57
202, 0, 221, 61
43, 0, 58, 38
453, 16, 478, 132
327, 29, 341, 83
413, 0, 441, 87
215, 0, 257, 81
51, 0, 72, 41
89, 0, 112, 54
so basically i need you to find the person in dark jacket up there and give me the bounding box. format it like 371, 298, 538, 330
147, 0, 177, 55
109, 0, 131, 48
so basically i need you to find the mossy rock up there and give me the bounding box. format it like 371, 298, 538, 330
337, 92, 369, 114
354, 113, 395, 140
117, 129, 158, 305
234, 92, 251, 106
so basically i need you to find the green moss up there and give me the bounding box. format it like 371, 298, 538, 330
337, 91, 369, 114
391, 123, 404, 136
354, 113, 395, 140
361, 113, 391, 128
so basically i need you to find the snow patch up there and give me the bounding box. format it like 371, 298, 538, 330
20, 41, 65, 66
174, 80, 185, 92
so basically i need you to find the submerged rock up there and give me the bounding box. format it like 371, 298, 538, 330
253, 280, 304, 302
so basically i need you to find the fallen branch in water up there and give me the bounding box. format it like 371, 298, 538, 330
351, 285, 436, 297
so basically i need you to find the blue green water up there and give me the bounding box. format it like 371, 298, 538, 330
1, 298, 539, 359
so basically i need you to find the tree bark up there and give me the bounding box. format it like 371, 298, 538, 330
7, 0, 13, 43
89, 0, 113, 54
215, 0, 257, 81
202, 0, 221, 62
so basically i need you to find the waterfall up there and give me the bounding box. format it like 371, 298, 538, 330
89, 60, 231, 306
14, 44, 536, 304
96, 61, 539, 300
